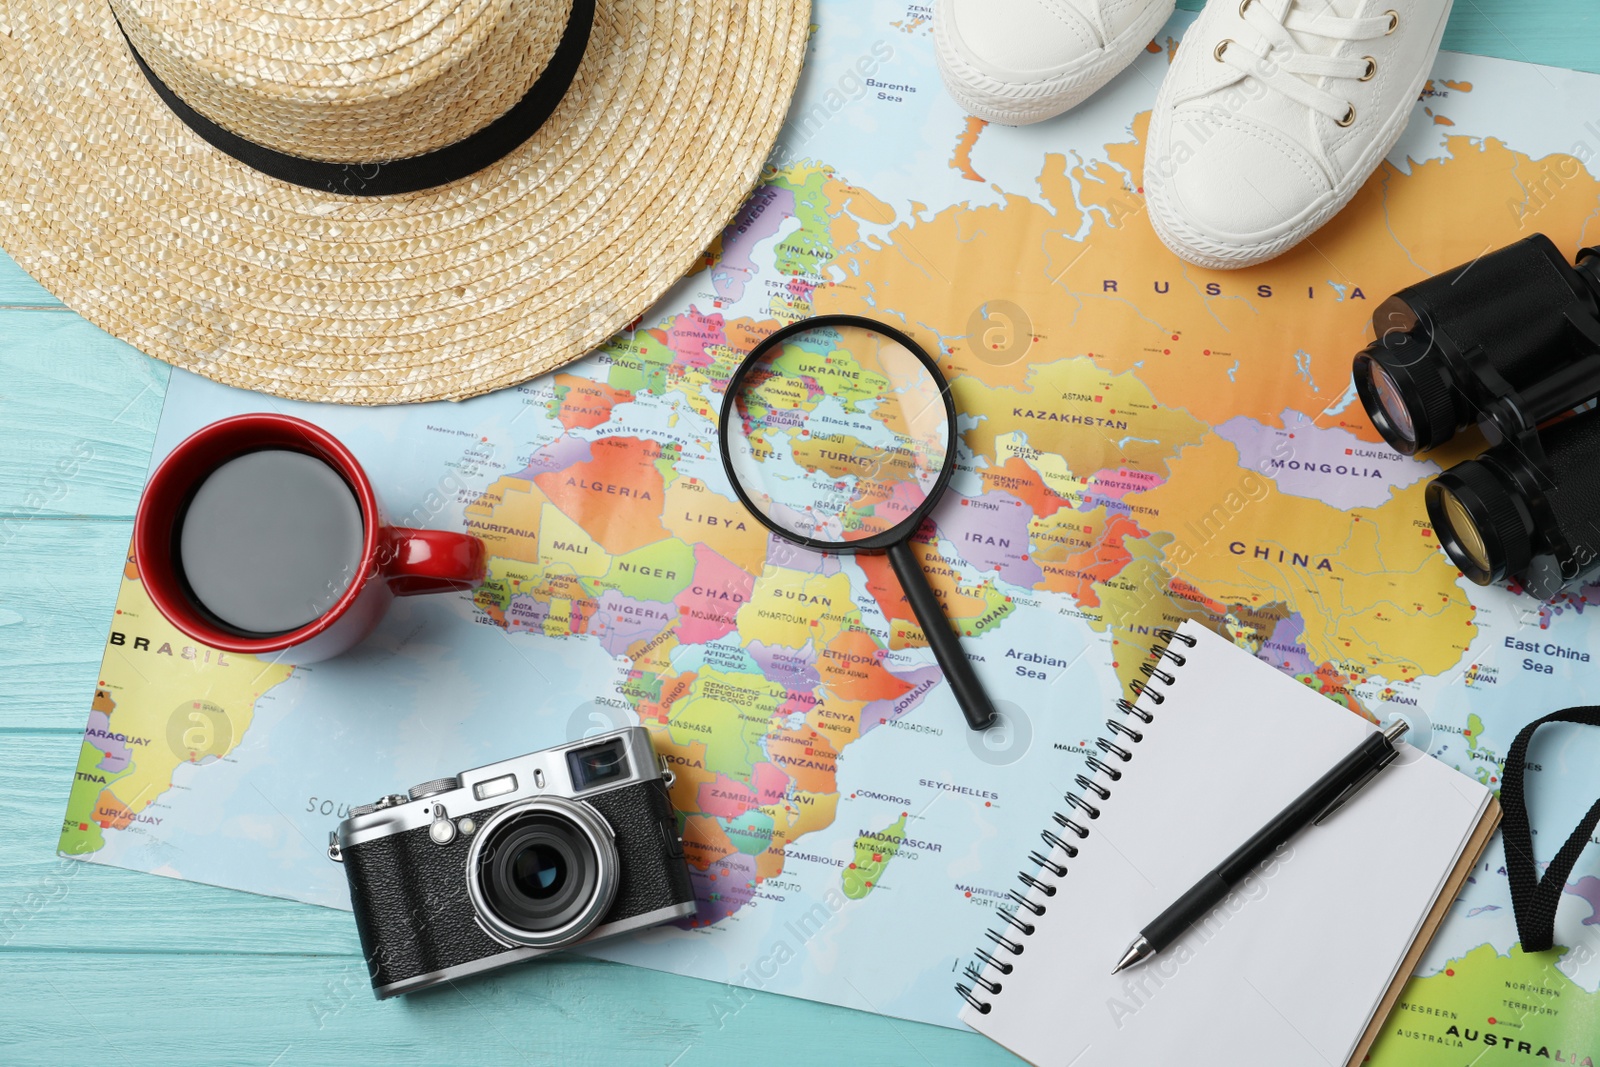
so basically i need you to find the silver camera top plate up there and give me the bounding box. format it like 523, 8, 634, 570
334, 725, 665, 852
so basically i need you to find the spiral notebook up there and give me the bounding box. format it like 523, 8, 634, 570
958, 621, 1500, 1067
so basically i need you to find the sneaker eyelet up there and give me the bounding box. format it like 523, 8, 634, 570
1385, 10, 1399, 33
1214, 39, 1233, 62
1360, 56, 1377, 81
1336, 104, 1357, 127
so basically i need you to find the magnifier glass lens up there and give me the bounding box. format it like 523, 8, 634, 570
725, 323, 952, 544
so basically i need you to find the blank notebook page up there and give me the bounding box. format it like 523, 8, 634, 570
961, 621, 1492, 1067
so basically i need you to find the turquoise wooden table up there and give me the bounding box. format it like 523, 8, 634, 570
2, 4, 1596, 1063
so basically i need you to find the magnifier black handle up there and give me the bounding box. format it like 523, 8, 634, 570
887, 541, 998, 732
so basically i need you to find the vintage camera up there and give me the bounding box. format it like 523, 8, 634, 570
1351, 234, 1600, 597
329, 727, 696, 998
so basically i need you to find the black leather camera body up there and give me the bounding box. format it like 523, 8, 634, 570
329, 727, 696, 998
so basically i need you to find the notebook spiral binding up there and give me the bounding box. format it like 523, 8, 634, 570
955, 627, 1197, 1015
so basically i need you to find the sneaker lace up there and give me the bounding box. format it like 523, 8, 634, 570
1221, 0, 1396, 123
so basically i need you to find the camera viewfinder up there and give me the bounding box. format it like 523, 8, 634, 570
568, 738, 629, 790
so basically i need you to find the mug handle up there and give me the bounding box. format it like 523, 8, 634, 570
379, 528, 486, 596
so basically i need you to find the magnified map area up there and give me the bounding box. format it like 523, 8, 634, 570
726, 322, 951, 544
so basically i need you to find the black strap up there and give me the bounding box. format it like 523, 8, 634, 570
115, 0, 593, 196
1501, 705, 1600, 952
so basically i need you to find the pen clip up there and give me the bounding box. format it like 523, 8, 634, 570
1313, 747, 1399, 826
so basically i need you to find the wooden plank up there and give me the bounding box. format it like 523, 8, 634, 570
0, 251, 62, 307
0, 949, 1007, 1067
1173, 0, 1600, 73
0, 311, 167, 518
0, 520, 127, 731
1441, 6, 1600, 73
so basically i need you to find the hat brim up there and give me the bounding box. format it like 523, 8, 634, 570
0, 1, 811, 403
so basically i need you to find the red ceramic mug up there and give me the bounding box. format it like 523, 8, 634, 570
134, 413, 485, 663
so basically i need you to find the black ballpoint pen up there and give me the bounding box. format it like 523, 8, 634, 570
1112, 718, 1411, 974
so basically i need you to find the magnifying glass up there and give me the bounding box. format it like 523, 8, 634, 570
718, 314, 999, 732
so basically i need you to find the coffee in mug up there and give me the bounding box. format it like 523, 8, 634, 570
135, 413, 486, 664
178, 450, 366, 634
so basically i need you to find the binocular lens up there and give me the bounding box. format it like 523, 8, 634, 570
1436, 486, 1490, 573
1368, 362, 1416, 446
1352, 235, 1600, 455
1424, 456, 1540, 589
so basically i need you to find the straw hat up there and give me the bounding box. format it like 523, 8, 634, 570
0, 0, 811, 403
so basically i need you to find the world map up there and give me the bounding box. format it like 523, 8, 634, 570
58, 1, 1600, 1048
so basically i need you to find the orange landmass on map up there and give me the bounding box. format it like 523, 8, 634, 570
1037, 513, 1147, 607
808, 696, 868, 745
951, 116, 988, 182
856, 551, 916, 627
816, 119, 1600, 442
823, 178, 897, 254
681, 813, 737, 871
551, 373, 632, 431
980, 455, 1070, 518
1136, 433, 1475, 679
637, 671, 696, 724
765, 729, 839, 794
818, 628, 913, 702
465, 473, 554, 564
855, 539, 997, 645
755, 791, 841, 879
533, 435, 670, 555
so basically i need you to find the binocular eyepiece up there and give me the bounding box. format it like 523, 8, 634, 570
1352, 234, 1600, 598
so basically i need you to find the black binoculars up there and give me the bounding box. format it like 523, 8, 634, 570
1352, 234, 1600, 598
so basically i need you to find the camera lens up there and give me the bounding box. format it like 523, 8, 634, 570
484, 815, 594, 929
512, 843, 568, 899
468, 798, 620, 949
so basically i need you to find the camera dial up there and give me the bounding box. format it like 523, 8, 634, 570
467, 795, 620, 950
408, 776, 460, 800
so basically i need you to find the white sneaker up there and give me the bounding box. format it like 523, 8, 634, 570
1145, 0, 1453, 268
935, 0, 1177, 126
